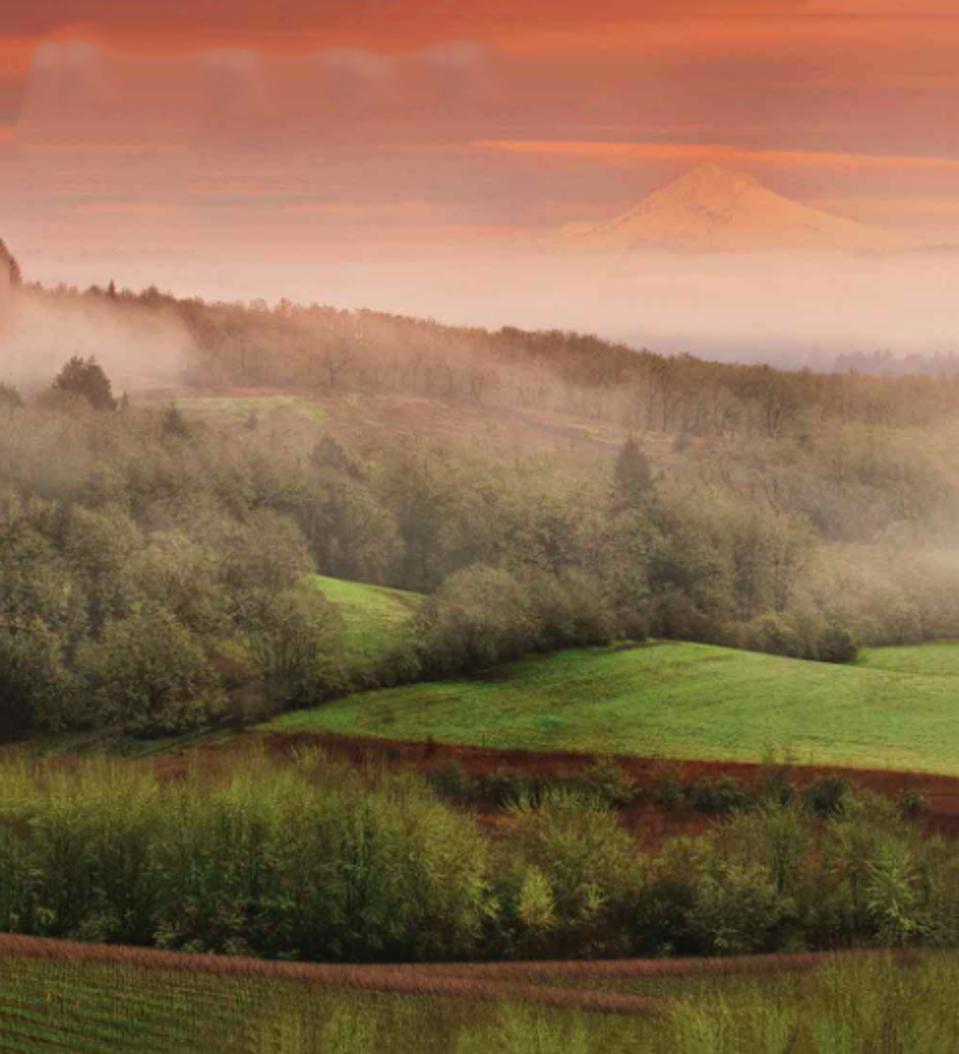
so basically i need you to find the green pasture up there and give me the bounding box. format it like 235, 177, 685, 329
311, 574, 420, 668
266, 640, 959, 774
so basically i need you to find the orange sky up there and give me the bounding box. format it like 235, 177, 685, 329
1, 1, 959, 291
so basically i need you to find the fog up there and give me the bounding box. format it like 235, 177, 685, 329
0, 286, 193, 393
18, 241, 959, 374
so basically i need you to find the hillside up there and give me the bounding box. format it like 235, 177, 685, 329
312, 574, 420, 667
266, 640, 959, 775
564, 165, 904, 253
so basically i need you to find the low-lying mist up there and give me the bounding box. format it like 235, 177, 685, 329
20, 241, 959, 371
0, 287, 193, 394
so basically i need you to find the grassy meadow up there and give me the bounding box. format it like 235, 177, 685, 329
266, 639, 959, 774
1, 951, 958, 1053
310, 575, 420, 668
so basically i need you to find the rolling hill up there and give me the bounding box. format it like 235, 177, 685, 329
311, 574, 421, 668
265, 639, 959, 775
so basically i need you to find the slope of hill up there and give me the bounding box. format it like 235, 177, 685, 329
312, 574, 420, 668
564, 165, 905, 253
265, 640, 959, 775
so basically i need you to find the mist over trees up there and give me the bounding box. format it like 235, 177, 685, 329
23, 281, 959, 435
50, 356, 117, 411
3, 283, 959, 737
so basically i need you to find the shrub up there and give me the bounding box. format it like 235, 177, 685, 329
477, 769, 546, 809
575, 758, 638, 809
864, 841, 932, 947
688, 775, 752, 815
899, 790, 927, 820
803, 776, 849, 818
686, 858, 793, 955
504, 789, 642, 956
814, 794, 920, 942
746, 613, 807, 659
413, 565, 538, 674
656, 768, 687, 812
427, 760, 477, 803
52, 356, 117, 412
816, 620, 859, 664
633, 877, 699, 956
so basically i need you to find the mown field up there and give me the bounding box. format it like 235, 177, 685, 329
266, 639, 959, 774
0, 944, 957, 1053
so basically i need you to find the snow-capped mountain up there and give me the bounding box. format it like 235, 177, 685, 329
564, 164, 906, 253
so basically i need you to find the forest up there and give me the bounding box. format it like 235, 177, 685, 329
3, 283, 959, 738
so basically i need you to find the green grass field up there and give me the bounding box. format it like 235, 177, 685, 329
265, 639, 959, 774
2, 950, 958, 1052
311, 574, 420, 668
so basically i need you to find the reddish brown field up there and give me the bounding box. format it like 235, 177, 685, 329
146, 728, 959, 857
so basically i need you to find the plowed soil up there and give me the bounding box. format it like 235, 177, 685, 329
240, 731, 959, 840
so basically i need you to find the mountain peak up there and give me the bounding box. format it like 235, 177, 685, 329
564, 165, 904, 253
669, 163, 761, 190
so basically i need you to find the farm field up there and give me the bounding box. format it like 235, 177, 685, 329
0, 940, 957, 1053
266, 640, 959, 775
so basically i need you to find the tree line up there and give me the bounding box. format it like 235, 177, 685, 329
29, 281, 959, 437
0, 753, 949, 962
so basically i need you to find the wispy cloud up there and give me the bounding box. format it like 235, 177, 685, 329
475, 139, 959, 171
74, 200, 182, 215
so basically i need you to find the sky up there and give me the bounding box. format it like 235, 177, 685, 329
1, 1, 959, 354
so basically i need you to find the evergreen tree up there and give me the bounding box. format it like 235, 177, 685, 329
52, 356, 117, 412
613, 436, 654, 510
161, 403, 189, 438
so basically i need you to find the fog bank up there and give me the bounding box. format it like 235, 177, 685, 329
0, 288, 193, 393
19, 243, 959, 370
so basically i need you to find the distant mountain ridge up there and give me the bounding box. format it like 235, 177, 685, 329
564, 164, 908, 253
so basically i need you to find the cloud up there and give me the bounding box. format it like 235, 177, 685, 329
2, 1, 806, 36
476, 139, 959, 172
74, 201, 182, 215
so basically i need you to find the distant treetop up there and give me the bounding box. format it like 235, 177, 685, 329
52, 356, 117, 412
0, 239, 21, 289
